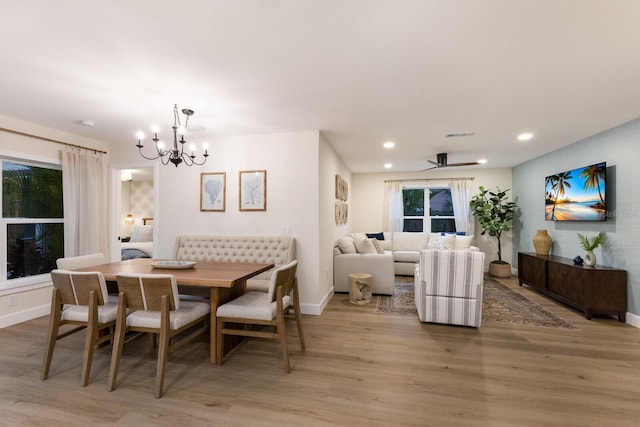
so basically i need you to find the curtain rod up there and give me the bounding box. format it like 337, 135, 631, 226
0, 126, 107, 154
384, 177, 474, 183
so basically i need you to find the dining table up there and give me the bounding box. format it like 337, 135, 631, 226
74, 257, 274, 364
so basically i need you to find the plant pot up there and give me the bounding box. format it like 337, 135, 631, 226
533, 229, 552, 256
489, 262, 512, 278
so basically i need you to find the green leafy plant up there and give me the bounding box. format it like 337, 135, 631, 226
469, 186, 517, 263
577, 231, 606, 251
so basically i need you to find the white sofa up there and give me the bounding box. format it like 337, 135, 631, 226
333, 231, 479, 296
173, 235, 296, 292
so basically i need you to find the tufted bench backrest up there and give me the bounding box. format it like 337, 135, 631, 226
173, 235, 296, 280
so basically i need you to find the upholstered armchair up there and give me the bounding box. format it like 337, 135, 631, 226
414, 250, 485, 328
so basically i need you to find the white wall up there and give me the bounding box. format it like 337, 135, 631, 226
319, 133, 352, 309
111, 130, 324, 313
350, 167, 513, 266
0, 114, 109, 327
513, 117, 640, 322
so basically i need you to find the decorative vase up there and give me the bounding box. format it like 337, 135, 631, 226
489, 262, 512, 278
584, 250, 596, 266
533, 229, 552, 256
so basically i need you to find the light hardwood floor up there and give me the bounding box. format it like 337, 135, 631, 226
1, 277, 639, 426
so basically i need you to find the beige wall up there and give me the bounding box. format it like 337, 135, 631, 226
110, 130, 325, 314
319, 132, 352, 306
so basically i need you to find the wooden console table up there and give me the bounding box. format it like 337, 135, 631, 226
518, 252, 627, 321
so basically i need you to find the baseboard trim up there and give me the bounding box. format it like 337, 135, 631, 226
300, 287, 332, 316
0, 304, 49, 329
625, 312, 640, 329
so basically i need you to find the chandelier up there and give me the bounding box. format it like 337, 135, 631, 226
136, 104, 209, 167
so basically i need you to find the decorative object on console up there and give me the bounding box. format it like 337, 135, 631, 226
469, 186, 517, 277
239, 170, 267, 211
135, 104, 209, 167
573, 256, 584, 265
577, 231, 606, 267
200, 172, 226, 212
533, 229, 552, 256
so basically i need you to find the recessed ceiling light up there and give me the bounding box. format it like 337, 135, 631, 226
383, 141, 395, 149
517, 132, 533, 141
384, 163, 392, 169
478, 159, 487, 164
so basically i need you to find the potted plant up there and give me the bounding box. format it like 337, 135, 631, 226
469, 186, 518, 277
577, 231, 606, 267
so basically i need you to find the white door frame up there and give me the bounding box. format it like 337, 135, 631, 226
108, 162, 158, 262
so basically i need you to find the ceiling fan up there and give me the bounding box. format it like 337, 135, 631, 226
421, 152, 482, 171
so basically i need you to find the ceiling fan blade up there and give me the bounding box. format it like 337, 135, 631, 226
418, 165, 438, 172
447, 161, 481, 167
426, 159, 440, 166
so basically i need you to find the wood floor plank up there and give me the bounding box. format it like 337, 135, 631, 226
1, 276, 639, 426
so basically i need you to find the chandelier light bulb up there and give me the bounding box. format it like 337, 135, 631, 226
178, 126, 186, 135
136, 131, 144, 140
156, 141, 165, 150
151, 124, 160, 133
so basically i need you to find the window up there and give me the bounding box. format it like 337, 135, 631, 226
402, 187, 456, 233
2, 159, 64, 284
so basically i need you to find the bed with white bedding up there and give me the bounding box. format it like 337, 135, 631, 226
121, 225, 153, 260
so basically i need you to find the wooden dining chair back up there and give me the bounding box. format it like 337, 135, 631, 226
42, 269, 117, 386
216, 260, 305, 372
108, 273, 210, 398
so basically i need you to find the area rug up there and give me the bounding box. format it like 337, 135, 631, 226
375, 276, 580, 330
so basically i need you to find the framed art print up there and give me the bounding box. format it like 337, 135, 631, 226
200, 172, 226, 211
239, 170, 267, 211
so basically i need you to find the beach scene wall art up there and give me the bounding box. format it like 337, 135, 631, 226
545, 162, 606, 221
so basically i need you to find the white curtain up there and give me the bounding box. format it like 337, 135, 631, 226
383, 181, 404, 232
450, 178, 474, 236
61, 147, 109, 257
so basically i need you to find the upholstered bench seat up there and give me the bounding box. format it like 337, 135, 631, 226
173, 235, 296, 291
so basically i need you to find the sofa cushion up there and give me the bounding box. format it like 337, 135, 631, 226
370, 239, 385, 254
336, 236, 357, 254
428, 234, 456, 250
353, 233, 377, 254
379, 240, 392, 251
393, 250, 420, 263
454, 235, 474, 250
392, 232, 428, 251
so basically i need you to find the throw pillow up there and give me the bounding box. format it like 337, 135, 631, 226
336, 236, 357, 254
353, 233, 377, 254
440, 233, 456, 250
455, 235, 474, 250
366, 232, 385, 240
379, 239, 392, 251
370, 238, 385, 254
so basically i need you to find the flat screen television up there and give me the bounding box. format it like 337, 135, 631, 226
545, 162, 606, 221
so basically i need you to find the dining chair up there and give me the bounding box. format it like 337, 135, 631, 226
216, 260, 305, 372
42, 269, 118, 386
108, 273, 210, 398
56, 253, 108, 270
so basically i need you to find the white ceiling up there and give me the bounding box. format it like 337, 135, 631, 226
2, 1, 640, 173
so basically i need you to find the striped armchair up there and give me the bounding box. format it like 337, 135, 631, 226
414, 250, 485, 328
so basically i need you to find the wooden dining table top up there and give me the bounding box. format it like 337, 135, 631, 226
74, 258, 274, 288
